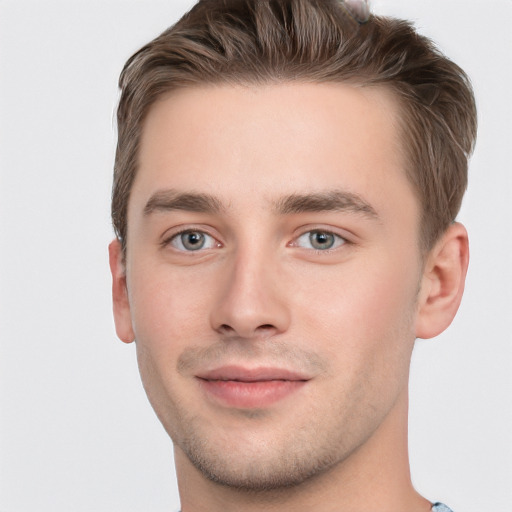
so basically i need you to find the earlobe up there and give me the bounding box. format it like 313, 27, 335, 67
415, 223, 469, 339
108, 239, 135, 344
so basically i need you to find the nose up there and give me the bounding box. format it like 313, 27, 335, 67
209, 249, 291, 340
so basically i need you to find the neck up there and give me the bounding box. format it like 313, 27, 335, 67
176, 389, 431, 512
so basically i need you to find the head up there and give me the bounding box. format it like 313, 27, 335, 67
109, 0, 476, 498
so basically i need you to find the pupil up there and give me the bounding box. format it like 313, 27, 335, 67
310, 231, 334, 250
182, 232, 205, 250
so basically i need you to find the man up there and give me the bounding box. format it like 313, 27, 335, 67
108, 1, 476, 511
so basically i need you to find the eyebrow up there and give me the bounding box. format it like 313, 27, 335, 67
144, 189, 225, 215
273, 190, 379, 219
143, 188, 378, 220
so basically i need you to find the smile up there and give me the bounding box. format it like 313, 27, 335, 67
196, 366, 309, 409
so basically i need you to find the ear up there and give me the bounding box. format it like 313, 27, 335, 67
108, 239, 135, 344
415, 223, 469, 339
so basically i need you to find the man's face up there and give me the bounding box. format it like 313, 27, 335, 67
119, 83, 424, 489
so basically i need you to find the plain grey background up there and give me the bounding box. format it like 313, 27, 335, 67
0, 1, 511, 511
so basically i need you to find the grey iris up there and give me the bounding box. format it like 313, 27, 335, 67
309, 231, 335, 250
181, 231, 206, 250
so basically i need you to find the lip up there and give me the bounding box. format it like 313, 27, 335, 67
196, 365, 309, 409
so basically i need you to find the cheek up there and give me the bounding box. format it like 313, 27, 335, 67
298, 255, 420, 418
127, 262, 213, 352
126, 262, 213, 431
290, 251, 420, 361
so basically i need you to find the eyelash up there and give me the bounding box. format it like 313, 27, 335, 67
162, 228, 220, 252
291, 229, 348, 253
161, 227, 350, 254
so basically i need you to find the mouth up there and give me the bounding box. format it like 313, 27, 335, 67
196, 366, 310, 409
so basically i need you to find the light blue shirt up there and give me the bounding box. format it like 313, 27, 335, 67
432, 503, 453, 512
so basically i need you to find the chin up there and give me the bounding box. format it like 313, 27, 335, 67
172, 411, 350, 493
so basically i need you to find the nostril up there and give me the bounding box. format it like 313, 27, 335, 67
254, 324, 278, 335
258, 324, 275, 330
216, 323, 277, 338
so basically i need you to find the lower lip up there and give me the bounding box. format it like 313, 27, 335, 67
198, 379, 306, 408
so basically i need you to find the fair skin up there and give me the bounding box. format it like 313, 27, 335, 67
109, 83, 469, 512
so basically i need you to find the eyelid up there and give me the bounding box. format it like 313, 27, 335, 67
293, 231, 346, 252
290, 225, 353, 246
161, 225, 223, 251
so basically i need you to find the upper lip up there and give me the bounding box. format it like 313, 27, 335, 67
196, 365, 310, 382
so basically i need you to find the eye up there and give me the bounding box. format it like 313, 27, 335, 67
168, 230, 218, 252
295, 230, 346, 251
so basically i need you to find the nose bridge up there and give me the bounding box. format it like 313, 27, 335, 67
231, 245, 272, 309
210, 238, 290, 338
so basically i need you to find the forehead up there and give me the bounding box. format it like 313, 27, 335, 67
131, 82, 417, 221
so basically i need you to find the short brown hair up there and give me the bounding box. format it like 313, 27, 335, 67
112, 0, 477, 252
